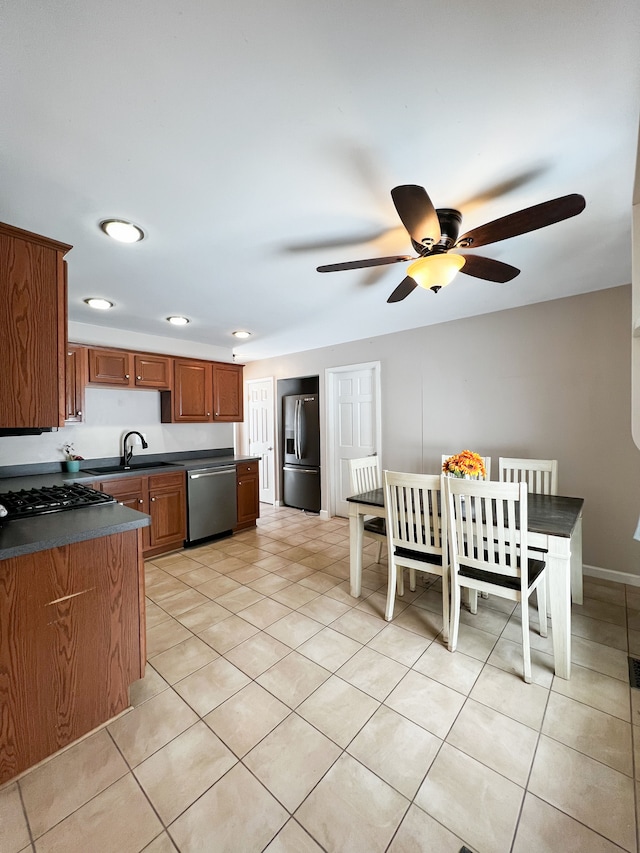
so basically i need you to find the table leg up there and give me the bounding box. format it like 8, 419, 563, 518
570, 513, 583, 605
547, 535, 572, 679
349, 503, 365, 598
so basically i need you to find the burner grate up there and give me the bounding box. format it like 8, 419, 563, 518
0, 483, 116, 519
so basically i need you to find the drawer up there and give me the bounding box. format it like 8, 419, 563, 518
237, 461, 258, 476
148, 471, 185, 490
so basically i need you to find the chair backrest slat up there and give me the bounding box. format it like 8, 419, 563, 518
445, 477, 528, 586
498, 457, 558, 495
384, 471, 444, 558
349, 457, 381, 494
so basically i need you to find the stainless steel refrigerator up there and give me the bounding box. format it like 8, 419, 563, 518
282, 393, 321, 512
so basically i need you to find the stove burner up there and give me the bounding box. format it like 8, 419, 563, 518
0, 483, 116, 519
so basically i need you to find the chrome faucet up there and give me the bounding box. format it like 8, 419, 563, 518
121, 431, 149, 468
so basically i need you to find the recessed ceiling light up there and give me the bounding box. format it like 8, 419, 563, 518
100, 219, 145, 243
167, 316, 190, 326
84, 297, 114, 310
232, 330, 251, 339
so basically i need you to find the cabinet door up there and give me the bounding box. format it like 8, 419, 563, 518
134, 354, 172, 389
212, 363, 244, 422
65, 345, 86, 423
95, 478, 149, 548
168, 359, 212, 422
0, 531, 141, 784
88, 348, 133, 386
236, 461, 259, 529
0, 224, 70, 429
148, 472, 186, 550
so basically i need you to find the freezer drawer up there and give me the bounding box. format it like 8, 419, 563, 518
283, 465, 321, 513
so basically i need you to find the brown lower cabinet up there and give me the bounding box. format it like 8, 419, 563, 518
0, 529, 144, 785
236, 460, 260, 530
94, 471, 186, 558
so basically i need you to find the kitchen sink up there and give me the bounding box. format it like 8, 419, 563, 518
83, 461, 181, 475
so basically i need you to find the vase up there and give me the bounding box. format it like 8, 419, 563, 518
65, 460, 80, 472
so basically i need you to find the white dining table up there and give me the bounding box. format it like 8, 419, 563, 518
347, 488, 584, 680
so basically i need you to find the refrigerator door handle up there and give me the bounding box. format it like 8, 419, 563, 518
295, 398, 301, 460
283, 466, 318, 474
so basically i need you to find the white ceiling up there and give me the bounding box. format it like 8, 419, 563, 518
2, 1, 639, 361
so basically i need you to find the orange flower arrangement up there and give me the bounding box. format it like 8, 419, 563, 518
442, 450, 486, 479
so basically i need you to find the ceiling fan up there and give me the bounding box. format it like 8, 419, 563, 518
316, 185, 586, 303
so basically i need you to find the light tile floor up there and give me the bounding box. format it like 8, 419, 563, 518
2, 504, 640, 852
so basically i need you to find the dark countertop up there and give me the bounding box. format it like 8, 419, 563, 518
0, 451, 260, 560
0, 503, 150, 560
0, 454, 260, 490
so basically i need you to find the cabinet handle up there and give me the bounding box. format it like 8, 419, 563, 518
125, 374, 130, 379
137, 375, 142, 380
215, 412, 219, 416
207, 412, 211, 417
138, 499, 143, 504
76, 410, 82, 416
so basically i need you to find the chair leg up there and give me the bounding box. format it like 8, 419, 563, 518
537, 574, 548, 638
397, 566, 405, 597
468, 589, 478, 615
385, 560, 397, 621
376, 541, 383, 563
441, 568, 450, 644
521, 594, 532, 684
409, 568, 416, 592
449, 579, 461, 652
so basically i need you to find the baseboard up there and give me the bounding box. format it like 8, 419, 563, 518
583, 564, 640, 587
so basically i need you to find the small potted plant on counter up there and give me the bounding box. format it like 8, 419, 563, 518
61, 443, 84, 473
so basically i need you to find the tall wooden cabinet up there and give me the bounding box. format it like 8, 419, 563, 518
236, 460, 260, 530
0, 222, 71, 429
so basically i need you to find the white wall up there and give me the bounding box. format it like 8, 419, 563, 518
243, 286, 640, 578
0, 387, 234, 465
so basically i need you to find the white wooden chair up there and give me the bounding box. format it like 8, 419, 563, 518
383, 471, 449, 639
349, 456, 385, 563
444, 477, 547, 683
498, 457, 558, 495
441, 454, 491, 481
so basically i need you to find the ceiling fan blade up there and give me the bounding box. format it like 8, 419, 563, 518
459, 254, 520, 283
387, 276, 418, 303
317, 255, 414, 273
456, 193, 586, 249
391, 185, 441, 246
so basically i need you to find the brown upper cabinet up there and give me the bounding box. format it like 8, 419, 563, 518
88, 348, 171, 390
73, 342, 243, 423
65, 344, 87, 423
162, 358, 213, 423
213, 362, 244, 422
134, 354, 172, 389
88, 348, 133, 385
0, 222, 71, 429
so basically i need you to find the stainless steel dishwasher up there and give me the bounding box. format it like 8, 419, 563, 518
186, 464, 237, 544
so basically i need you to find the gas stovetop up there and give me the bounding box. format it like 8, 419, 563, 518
0, 483, 116, 520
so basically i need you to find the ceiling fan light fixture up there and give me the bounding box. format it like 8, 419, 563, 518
100, 219, 145, 243
407, 254, 466, 293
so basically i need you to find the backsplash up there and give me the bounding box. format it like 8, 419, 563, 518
0, 387, 234, 466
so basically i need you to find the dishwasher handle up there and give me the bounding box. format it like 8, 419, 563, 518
189, 466, 236, 479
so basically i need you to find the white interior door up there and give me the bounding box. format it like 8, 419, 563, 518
328, 362, 381, 517
247, 378, 275, 504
